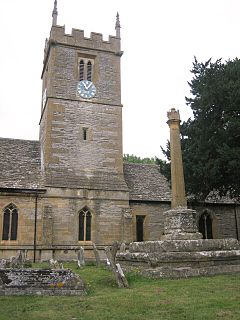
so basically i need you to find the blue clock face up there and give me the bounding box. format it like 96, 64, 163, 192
77, 80, 96, 99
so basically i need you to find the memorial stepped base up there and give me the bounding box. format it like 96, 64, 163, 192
117, 239, 240, 278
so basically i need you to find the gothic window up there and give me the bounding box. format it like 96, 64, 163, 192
199, 211, 213, 239
87, 61, 92, 81
79, 60, 84, 81
78, 207, 92, 241
2, 204, 18, 241
136, 215, 145, 242
78, 58, 94, 81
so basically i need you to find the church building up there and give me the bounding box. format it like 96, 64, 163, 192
0, 1, 239, 261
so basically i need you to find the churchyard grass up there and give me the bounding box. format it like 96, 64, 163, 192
0, 263, 239, 320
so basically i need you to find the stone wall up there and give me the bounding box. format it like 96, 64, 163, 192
0, 187, 130, 261
0, 194, 43, 252
0, 191, 238, 261
40, 99, 127, 190
193, 204, 239, 239
129, 202, 170, 241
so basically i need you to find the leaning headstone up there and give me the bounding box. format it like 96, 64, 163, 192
92, 243, 101, 267
116, 263, 129, 288
77, 247, 85, 268
105, 247, 129, 288
110, 241, 120, 263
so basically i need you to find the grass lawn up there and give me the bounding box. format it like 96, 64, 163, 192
0, 263, 239, 320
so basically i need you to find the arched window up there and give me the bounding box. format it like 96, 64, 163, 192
87, 61, 92, 81
79, 60, 84, 81
78, 207, 92, 241
199, 211, 213, 239
2, 203, 18, 240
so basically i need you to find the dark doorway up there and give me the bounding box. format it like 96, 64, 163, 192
199, 212, 213, 239
136, 215, 145, 242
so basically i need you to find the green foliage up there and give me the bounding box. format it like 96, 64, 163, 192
123, 154, 156, 164
159, 141, 171, 183
123, 154, 169, 180
0, 264, 239, 320
162, 57, 240, 200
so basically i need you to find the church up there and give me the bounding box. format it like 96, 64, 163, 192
0, 1, 239, 261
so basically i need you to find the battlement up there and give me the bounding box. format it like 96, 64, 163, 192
48, 25, 121, 54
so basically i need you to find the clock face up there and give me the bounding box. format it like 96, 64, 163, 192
77, 80, 96, 99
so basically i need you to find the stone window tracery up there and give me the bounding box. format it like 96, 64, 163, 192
199, 211, 213, 239
2, 203, 18, 241
78, 207, 92, 241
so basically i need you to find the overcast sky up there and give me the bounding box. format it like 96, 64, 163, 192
0, 0, 239, 159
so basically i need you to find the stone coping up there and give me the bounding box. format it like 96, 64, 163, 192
128, 239, 240, 253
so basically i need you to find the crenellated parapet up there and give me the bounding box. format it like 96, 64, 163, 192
47, 25, 121, 54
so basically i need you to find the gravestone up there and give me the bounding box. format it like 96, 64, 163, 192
119, 243, 126, 253
105, 247, 128, 288
0, 268, 86, 296
92, 243, 101, 266
77, 247, 85, 268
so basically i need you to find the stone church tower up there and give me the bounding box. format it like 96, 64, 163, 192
40, 3, 126, 190
38, 1, 131, 259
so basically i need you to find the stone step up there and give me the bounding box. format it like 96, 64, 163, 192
119, 249, 240, 267
129, 239, 240, 253
141, 264, 240, 279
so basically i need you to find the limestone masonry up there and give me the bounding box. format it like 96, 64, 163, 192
0, 1, 239, 261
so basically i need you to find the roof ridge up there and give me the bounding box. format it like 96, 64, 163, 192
0, 137, 39, 143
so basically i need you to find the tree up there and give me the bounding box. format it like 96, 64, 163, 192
123, 154, 156, 164
161, 57, 240, 200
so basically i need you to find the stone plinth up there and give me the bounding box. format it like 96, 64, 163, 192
117, 239, 240, 278
162, 208, 202, 240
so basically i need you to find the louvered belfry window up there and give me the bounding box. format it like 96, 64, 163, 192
79, 60, 84, 81
87, 61, 92, 81
2, 203, 18, 240
79, 58, 94, 81
78, 207, 92, 241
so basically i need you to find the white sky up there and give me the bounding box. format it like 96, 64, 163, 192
0, 0, 239, 159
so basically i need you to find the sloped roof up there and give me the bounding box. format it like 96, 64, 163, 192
123, 162, 171, 202
0, 138, 43, 190
0, 138, 236, 204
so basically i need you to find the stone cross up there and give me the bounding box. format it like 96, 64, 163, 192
161, 108, 202, 240
167, 108, 187, 208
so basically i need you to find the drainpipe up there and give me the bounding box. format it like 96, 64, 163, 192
33, 194, 38, 263
234, 205, 239, 241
